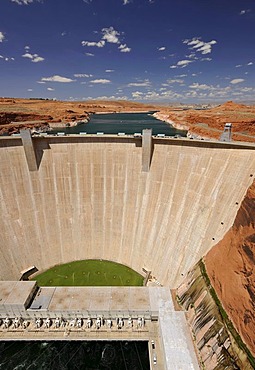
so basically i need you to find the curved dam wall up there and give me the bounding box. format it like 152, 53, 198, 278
0, 135, 255, 287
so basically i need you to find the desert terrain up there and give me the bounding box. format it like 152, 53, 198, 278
0, 98, 161, 135
155, 101, 255, 142
1, 98, 255, 142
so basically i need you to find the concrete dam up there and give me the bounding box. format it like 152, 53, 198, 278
1, 133, 255, 287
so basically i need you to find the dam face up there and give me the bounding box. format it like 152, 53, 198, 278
1, 135, 255, 287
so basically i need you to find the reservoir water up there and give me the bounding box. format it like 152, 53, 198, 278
0, 340, 150, 369
49, 112, 187, 136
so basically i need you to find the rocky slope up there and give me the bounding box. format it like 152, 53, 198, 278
177, 261, 254, 369
205, 180, 255, 356
156, 101, 255, 142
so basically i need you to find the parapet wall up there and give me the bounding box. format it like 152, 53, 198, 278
0, 135, 255, 287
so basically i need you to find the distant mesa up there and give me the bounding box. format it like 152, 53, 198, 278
214, 100, 248, 111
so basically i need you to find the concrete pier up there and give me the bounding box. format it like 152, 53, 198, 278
142, 128, 153, 171
20, 129, 38, 171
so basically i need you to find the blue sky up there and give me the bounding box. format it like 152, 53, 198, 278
0, 0, 255, 103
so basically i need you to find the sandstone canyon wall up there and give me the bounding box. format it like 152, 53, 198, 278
205, 181, 255, 358
177, 261, 254, 369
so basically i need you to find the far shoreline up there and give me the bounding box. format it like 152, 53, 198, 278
93, 110, 157, 114
153, 112, 189, 131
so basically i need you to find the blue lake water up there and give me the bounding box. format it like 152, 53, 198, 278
49, 112, 187, 136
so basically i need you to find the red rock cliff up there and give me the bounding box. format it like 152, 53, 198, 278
205, 180, 255, 356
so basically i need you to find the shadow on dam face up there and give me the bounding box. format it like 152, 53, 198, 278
0, 136, 255, 287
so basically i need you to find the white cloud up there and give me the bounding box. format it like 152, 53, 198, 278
163, 83, 254, 101
41, 75, 75, 83
186, 53, 198, 60
83, 0, 92, 3
22, 52, 33, 59
240, 9, 251, 15
37, 81, 45, 84
158, 47, 166, 51
235, 64, 242, 68
0, 54, 14, 62
74, 73, 93, 78
22, 51, 44, 63
170, 59, 193, 69
88, 95, 127, 100
128, 82, 255, 102
82, 26, 130, 53
143, 91, 160, 100
47, 87, 55, 91
160, 90, 182, 99
189, 83, 213, 90
27, 88, 33, 91
0, 32, 5, 42
33, 56, 44, 63
240, 87, 253, 92
230, 78, 245, 84
197, 44, 214, 54
178, 59, 192, 67
105, 69, 114, 72
127, 79, 151, 87
247, 62, 253, 66
118, 44, 131, 52
123, 0, 130, 4
90, 79, 111, 84
134, 89, 183, 101
175, 74, 187, 78
11, 0, 42, 4
81, 40, 105, 47
167, 79, 184, 84
201, 57, 212, 62
183, 37, 217, 55
132, 91, 143, 98
102, 27, 120, 44
85, 53, 94, 57
232, 92, 243, 96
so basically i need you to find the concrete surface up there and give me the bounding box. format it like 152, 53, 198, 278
0, 282, 199, 370
0, 135, 255, 287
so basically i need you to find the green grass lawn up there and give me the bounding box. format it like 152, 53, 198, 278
32, 259, 144, 287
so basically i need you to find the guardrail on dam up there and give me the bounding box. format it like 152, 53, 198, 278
0, 132, 255, 287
